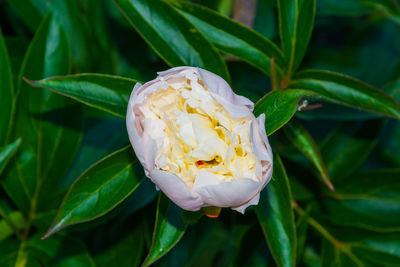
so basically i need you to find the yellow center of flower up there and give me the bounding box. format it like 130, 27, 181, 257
139, 72, 258, 187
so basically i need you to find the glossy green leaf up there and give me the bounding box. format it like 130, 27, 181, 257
289, 70, 400, 119
278, 0, 316, 73
171, 0, 286, 76
44, 146, 143, 237
143, 193, 187, 266
0, 139, 21, 176
284, 120, 334, 190
2, 15, 82, 218
113, 0, 230, 82
254, 89, 313, 135
321, 120, 383, 182
255, 155, 296, 267
324, 169, 400, 231
0, 28, 15, 146
28, 74, 138, 117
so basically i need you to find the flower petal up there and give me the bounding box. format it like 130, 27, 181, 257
193, 178, 261, 208
151, 169, 204, 211
232, 193, 260, 214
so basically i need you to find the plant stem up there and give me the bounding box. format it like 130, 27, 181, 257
293, 203, 365, 266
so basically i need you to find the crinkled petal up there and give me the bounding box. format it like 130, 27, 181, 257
151, 169, 204, 211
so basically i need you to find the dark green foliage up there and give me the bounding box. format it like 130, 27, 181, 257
0, 0, 399, 266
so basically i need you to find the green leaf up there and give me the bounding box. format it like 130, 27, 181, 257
143, 193, 187, 266
360, 0, 400, 24
321, 120, 383, 182
296, 206, 310, 264
93, 226, 144, 267
171, 0, 286, 76
28, 74, 139, 117
9, 0, 116, 72
255, 155, 296, 267
181, 210, 203, 225
113, 0, 230, 82
0, 28, 15, 146
283, 120, 334, 190
2, 15, 83, 218
0, 139, 21, 177
352, 233, 400, 265
0, 238, 20, 267
44, 146, 144, 237
323, 169, 400, 231
254, 89, 313, 135
0, 211, 26, 241
278, 0, 316, 73
6, 0, 43, 32
289, 70, 400, 119
320, 240, 362, 267
27, 233, 95, 266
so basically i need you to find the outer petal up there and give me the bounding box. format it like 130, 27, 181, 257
197, 67, 254, 110
193, 177, 261, 208
232, 193, 260, 214
126, 86, 145, 171
126, 84, 159, 177
151, 169, 204, 211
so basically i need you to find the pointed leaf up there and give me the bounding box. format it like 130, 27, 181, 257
28, 74, 138, 117
255, 155, 296, 267
284, 120, 333, 190
278, 0, 316, 73
254, 89, 313, 135
289, 70, 400, 119
113, 0, 230, 82
143, 193, 187, 266
0, 139, 21, 177
44, 146, 144, 237
2, 15, 82, 216
171, 0, 286, 76
0, 28, 15, 146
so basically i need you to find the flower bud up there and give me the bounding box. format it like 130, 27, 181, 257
126, 67, 272, 213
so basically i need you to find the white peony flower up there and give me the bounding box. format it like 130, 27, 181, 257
126, 67, 273, 214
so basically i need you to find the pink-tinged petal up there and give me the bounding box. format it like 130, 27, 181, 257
150, 169, 204, 211
211, 93, 253, 118
250, 114, 273, 162
193, 178, 261, 208
232, 193, 260, 214
197, 67, 254, 110
126, 90, 146, 171
157, 66, 191, 77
